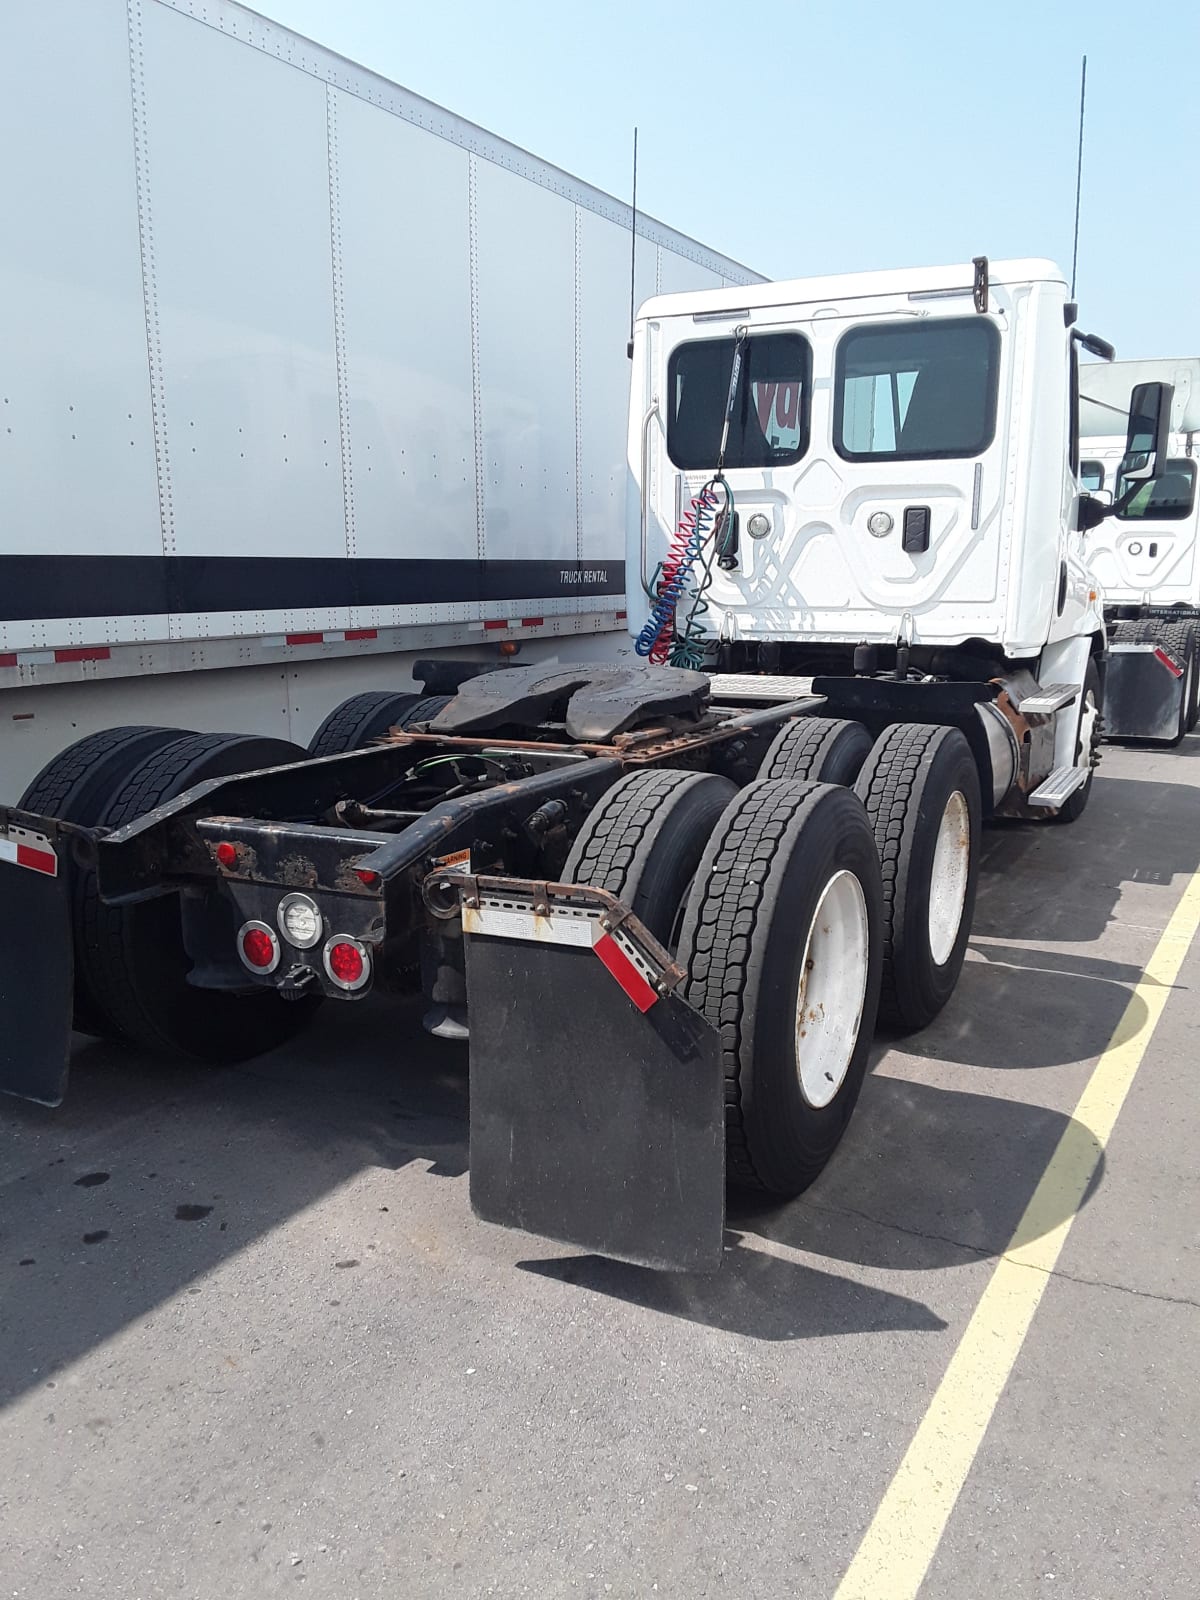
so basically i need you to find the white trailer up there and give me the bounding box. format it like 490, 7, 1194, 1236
0, 0, 761, 801
1079, 359, 1200, 740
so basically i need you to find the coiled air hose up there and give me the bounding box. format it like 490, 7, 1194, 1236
635, 326, 748, 666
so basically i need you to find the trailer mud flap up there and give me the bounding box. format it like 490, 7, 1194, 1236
457, 878, 725, 1273
1106, 644, 1185, 741
0, 818, 74, 1105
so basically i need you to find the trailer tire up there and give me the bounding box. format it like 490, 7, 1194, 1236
18, 725, 196, 1037
854, 724, 981, 1031
1054, 658, 1104, 819
307, 691, 422, 756
398, 694, 453, 729
78, 733, 320, 1062
563, 768, 736, 948
759, 716, 872, 785
676, 779, 883, 1195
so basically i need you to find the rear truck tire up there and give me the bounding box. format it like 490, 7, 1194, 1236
563, 768, 737, 948
307, 691, 422, 756
78, 733, 320, 1061
1053, 658, 1104, 820
1172, 623, 1199, 735
853, 723, 981, 1032
675, 779, 884, 1196
758, 716, 872, 786
18, 725, 196, 1038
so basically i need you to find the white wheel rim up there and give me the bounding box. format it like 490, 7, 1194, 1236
928, 790, 970, 968
1078, 689, 1099, 766
794, 869, 871, 1109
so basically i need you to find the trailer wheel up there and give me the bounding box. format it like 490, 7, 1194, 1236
1054, 658, 1104, 821
854, 724, 981, 1031
759, 717, 872, 785
18, 725, 196, 1037
307, 691, 422, 756
674, 779, 882, 1195
78, 733, 319, 1062
563, 768, 736, 947
399, 694, 453, 728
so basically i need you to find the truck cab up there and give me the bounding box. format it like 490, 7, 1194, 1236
629, 258, 1103, 670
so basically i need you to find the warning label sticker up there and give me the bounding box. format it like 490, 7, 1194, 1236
432, 848, 472, 876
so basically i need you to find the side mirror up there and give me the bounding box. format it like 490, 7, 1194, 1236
1077, 493, 1108, 532
1119, 381, 1174, 484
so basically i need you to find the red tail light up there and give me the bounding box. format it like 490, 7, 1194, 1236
237, 921, 280, 974
323, 936, 371, 991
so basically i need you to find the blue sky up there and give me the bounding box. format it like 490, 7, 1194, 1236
257, 0, 1197, 358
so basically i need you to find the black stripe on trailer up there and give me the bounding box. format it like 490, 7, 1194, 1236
0, 556, 626, 623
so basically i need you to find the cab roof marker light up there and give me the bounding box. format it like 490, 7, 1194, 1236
692, 308, 751, 323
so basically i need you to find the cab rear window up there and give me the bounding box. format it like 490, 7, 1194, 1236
667, 332, 811, 471
834, 318, 1000, 462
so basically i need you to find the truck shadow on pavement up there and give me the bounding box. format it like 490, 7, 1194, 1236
0, 994, 470, 1410
973, 774, 1199, 944
522, 1072, 1100, 1336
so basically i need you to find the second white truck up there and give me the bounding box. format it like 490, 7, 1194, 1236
1080, 358, 1200, 741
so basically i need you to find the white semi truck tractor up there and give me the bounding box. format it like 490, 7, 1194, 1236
2, 258, 1170, 1272
1079, 358, 1200, 742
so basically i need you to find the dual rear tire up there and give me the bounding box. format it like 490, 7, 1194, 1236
20, 728, 317, 1060
566, 768, 885, 1197
565, 720, 980, 1196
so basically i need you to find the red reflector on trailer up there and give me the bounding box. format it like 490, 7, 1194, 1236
344, 629, 378, 641
0, 653, 17, 668
286, 632, 323, 646
521, 617, 544, 628
215, 841, 237, 867
54, 646, 111, 663
1154, 647, 1184, 678
593, 933, 659, 1013
241, 927, 276, 969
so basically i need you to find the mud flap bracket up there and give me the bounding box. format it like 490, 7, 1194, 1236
449, 875, 725, 1273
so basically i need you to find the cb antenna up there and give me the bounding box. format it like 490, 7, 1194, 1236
1070, 54, 1087, 298
628, 127, 639, 355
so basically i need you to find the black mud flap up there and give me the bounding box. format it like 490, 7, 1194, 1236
0, 814, 74, 1105
1106, 644, 1185, 740
457, 876, 725, 1273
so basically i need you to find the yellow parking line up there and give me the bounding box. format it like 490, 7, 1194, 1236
833, 866, 1200, 1600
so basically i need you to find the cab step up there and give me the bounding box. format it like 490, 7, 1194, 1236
1016, 683, 1079, 716
1028, 766, 1090, 808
